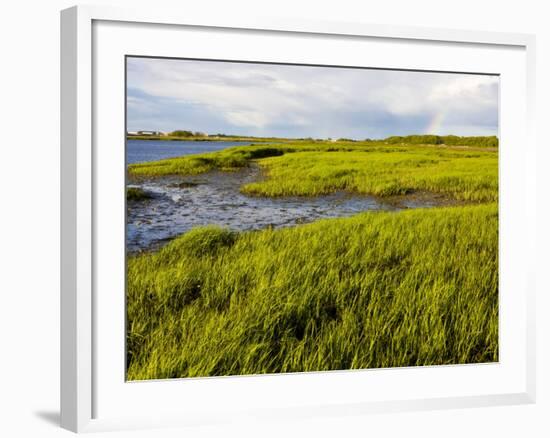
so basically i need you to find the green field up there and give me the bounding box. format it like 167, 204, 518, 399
126, 139, 499, 380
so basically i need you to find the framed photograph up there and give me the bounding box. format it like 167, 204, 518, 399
61, 5, 536, 433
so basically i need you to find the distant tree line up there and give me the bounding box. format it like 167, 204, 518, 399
213, 133, 242, 138
382, 135, 498, 147
169, 130, 207, 137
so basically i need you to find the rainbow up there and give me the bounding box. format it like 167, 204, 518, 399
425, 111, 446, 135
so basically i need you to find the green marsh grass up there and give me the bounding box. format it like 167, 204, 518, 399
126, 187, 152, 201
127, 139, 499, 380
127, 204, 498, 380
243, 149, 497, 202
129, 142, 497, 202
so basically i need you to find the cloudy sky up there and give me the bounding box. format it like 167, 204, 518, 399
126, 57, 499, 139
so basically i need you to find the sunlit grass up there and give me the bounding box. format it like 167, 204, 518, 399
126, 139, 499, 380
127, 204, 498, 380
243, 149, 497, 202
128, 142, 498, 202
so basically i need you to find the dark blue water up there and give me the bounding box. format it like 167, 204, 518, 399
127, 140, 256, 164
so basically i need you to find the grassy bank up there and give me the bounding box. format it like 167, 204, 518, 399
129, 142, 498, 202
126, 187, 151, 201
127, 203, 498, 380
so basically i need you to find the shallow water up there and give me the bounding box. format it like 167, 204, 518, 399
127, 165, 444, 253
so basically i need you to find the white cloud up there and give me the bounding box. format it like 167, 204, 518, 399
127, 58, 499, 138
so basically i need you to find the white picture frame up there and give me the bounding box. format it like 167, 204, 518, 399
60, 4, 537, 433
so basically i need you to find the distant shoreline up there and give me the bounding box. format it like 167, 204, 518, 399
127, 134, 499, 148
126, 135, 293, 142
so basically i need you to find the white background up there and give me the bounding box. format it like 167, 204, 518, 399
0, 0, 547, 437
